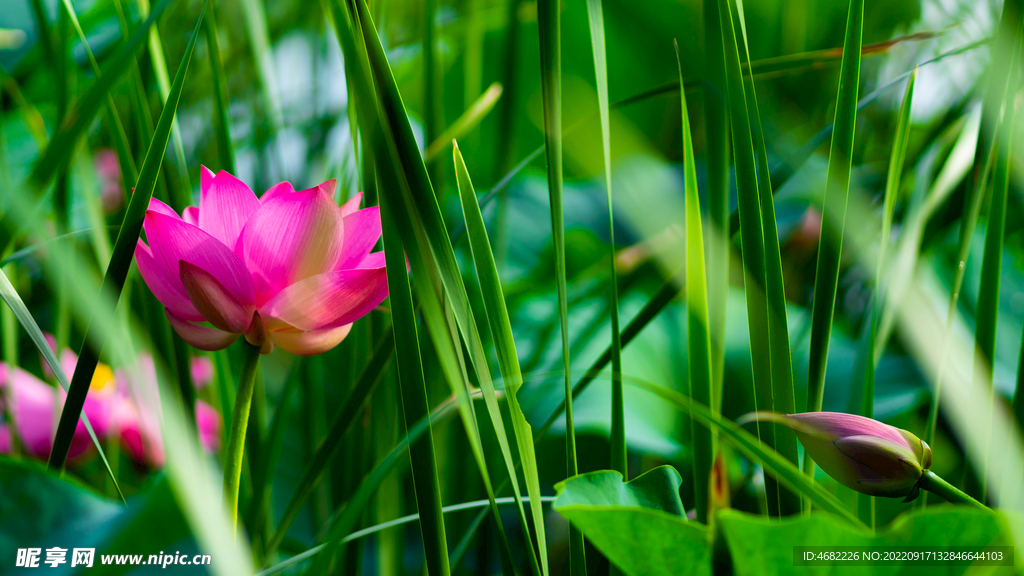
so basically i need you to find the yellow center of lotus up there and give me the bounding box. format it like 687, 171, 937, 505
90, 363, 115, 392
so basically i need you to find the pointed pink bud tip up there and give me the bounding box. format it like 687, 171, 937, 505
317, 179, 337, 198
741, 411, 932, 499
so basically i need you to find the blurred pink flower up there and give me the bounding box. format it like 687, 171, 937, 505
0, 423, 10, 453
0, 360, 112, 462
190, 356, 214, 389
135, 167, 388, 356
0, 349, 222, 467
95, 149, 124, 213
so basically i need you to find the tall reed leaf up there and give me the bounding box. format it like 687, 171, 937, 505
584, 0, 626, 484
715, 0, 785, 515
675, 41, 714, 524
454, 142, 548, 575
703, 0, 729, 413
25, 0, 176, 194
0, 270, 123, 500
331, 0, 520, 571
928, 0, 1023, 455
205, 5, 235, 174
855, 68, 914, 526
60, 0, 138, 188
47, 3, 206, 471
733, 0, 801, 515
136, 0, 192, 206
806, 0, 865, 416
975, 43, 1020, 501
424, 83, 503, 162
537, 0, 586, 569
380, 199, 450, 576
348, 0, 533, 563
860, 69, 915, 421
240, 0, 284, 133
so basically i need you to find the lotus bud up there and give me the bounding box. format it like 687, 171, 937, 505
742, 411, 932, 500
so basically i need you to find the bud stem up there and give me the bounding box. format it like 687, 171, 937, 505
223, 340, 262, 535
919, 471, 987, 509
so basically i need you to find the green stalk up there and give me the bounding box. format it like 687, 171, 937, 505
55, 1, 70, 231
919, 472, 987, 508
205, 4, 235, 174
715, 0, 779, 515
379, 197, 450, 576
223, 340, 262, 534
424, 0, 443, 189
675, 41, 713, 524
537, 0, 585, 568
135, 0, 193, 208
975, 41, 1020, 502
734, 0, 800, 515
926, 0, 1023, 479
805, 0, 864, 426
1, 261, 16, 367
454, 143, 547, 574
703, 0, 729, 413
857, 68, 915, 527
60, 0, 139, 190
583, 0, 625, 480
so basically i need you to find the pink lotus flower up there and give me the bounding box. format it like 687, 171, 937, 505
744, 411, 932, 499
0, 352, 221, 467
134, 167, 388, 356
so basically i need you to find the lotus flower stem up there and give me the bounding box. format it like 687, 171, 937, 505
919, 471, 987, 509
223, 340, 261, 534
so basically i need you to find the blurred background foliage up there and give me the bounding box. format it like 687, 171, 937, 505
0, 0, 1019, 573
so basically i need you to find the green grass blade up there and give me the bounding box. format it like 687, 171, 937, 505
675, 41, 713, 524
732, 0, 801, 515
703, 0, 729, 414
26, 0, 177, 193
136, 0, 193, 208
454, 142, 547, 574
975, 44, 1020, 502
239, 0, 284, 133
265, 328, 395, 556
380, 199, 450, 576
715, 0, 781, 515
585, 0, 626, 485
856, 67, 915, 526
327, 0, 519, 572
625, 376, 866, 528
806, 0, 865, 416
0, 269, 124, 502
424, 83, 503, 162
537, 271, 681, 438
424, 0, 440, 173
54, 5, 70, 230
927, 0, 1023, 469
113, 0, 157, 170
305, 393, 463, 575
59, 0, 139, 201
205, 4, 235, 174
47, 2, 206, 471
28, 0, 54, 67
247, 365, 300, 547
343, 0, 540, 571
860, 70, 916, 421
537, 0, 585, 569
